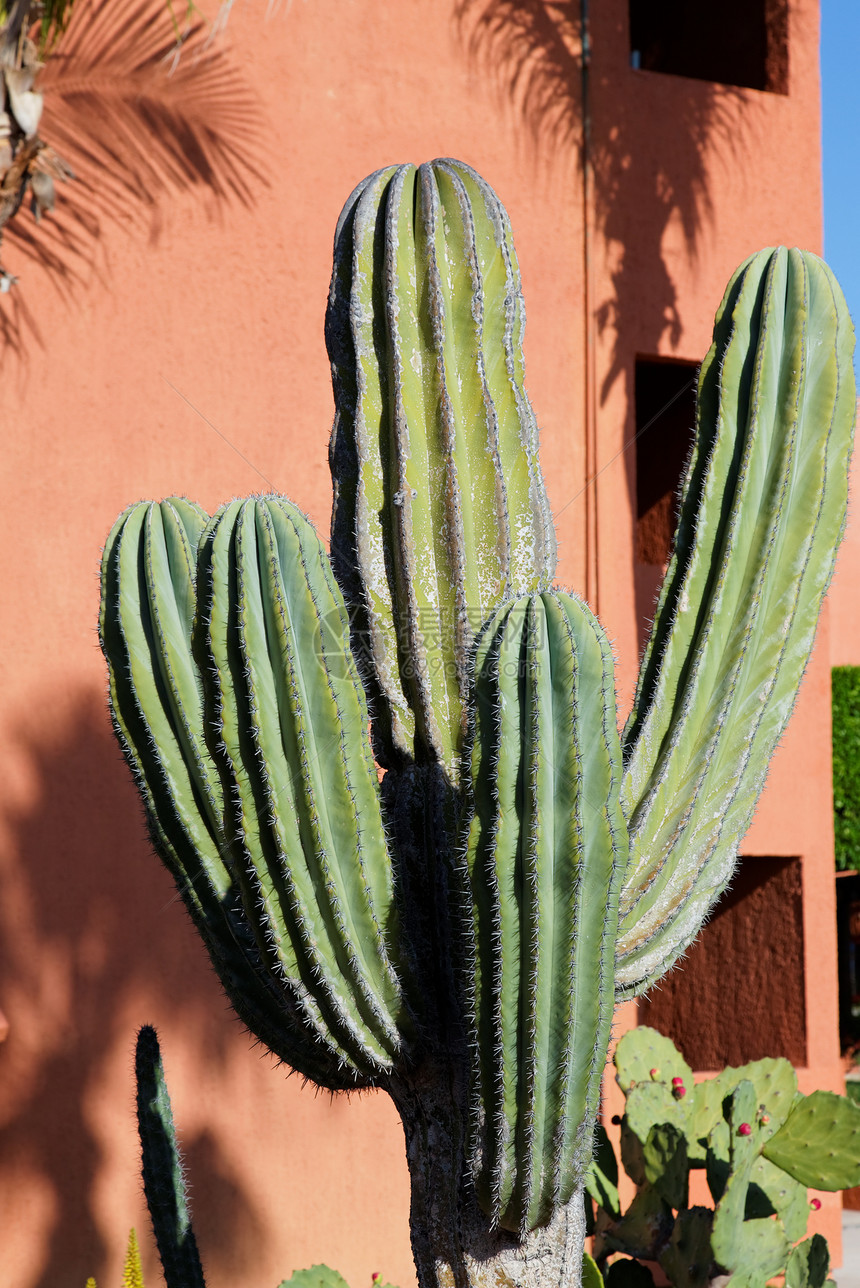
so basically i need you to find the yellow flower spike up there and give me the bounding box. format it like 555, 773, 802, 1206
121, 1228, 145, 1288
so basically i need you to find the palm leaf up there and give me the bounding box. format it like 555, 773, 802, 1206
3, 0, 265, 295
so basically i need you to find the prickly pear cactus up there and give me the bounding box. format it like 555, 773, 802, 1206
590, 1027, 859, 1284
100, 160, 855, 1288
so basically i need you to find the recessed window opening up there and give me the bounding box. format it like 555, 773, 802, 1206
639, 856, 807, 1070
628, 0, 789, 94
634, 357, 698, 566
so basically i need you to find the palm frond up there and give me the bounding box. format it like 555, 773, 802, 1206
3, 0, 265, 302
39, 0, 265, 214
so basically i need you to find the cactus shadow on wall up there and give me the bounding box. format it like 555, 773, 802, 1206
453, 0, 748, 530
0, 692, 267, 1288
0, 0, 266, 357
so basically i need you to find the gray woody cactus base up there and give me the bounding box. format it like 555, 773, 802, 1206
100, 159, 856, 1288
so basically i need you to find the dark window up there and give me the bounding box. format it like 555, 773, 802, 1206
836, 871, 860, 1052
629, 0, 788, 94
634, 357, 698, 566
639, 857, 807, 1069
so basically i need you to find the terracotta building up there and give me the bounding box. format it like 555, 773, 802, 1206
0, 0, 849, 1283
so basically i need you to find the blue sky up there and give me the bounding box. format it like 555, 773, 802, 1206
821, 0, 860, 344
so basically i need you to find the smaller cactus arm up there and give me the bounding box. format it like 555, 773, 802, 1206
135, 1025, 206, 1288
326, 159, 556, 782
617, 248, 856, 996
201, 497, 408, 1081
463, 591, 625, 1234
100, 500, 384, 1090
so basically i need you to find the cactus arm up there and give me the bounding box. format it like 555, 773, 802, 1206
102, 501, 363, 1087
201, 497, 408, 1081
135, 1025, 206, 1288
102, 500, 340, 1085
463, 591, 626, 1233
617, 248, 856, 996
101, 499, 405, 1089
327, 159, 556, 781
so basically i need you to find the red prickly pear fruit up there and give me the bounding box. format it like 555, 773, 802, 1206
738, 1122, 752, 1136
810, 1198, 822, 1211
672, 1077, 684, 1087
673, 1084, 687, 1099
650, 1067, 660, 1078
760, 1112, 770, 1124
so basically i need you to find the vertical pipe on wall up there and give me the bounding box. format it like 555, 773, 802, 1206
580, 0, 599, 612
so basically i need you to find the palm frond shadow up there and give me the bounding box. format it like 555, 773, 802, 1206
456, 0, 583, 153
454, 0, 755, 564
454, 0, 747, 392
2, 0, 266, 348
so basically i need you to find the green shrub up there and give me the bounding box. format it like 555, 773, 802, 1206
833, 666, 860, 871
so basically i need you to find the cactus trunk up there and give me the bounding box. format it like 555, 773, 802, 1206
392, 1077, 587, 1288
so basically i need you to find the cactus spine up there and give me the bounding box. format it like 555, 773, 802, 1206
100, 159, 855, 1288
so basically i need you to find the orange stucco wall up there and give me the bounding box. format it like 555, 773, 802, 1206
0, 0, 845, 1283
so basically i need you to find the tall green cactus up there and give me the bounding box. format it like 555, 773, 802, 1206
99, 159, 855, 1288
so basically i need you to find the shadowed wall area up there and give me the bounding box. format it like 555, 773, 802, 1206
0, 691, 412, 1287
0, 695, 264, 1286
454, 0, 743, 400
